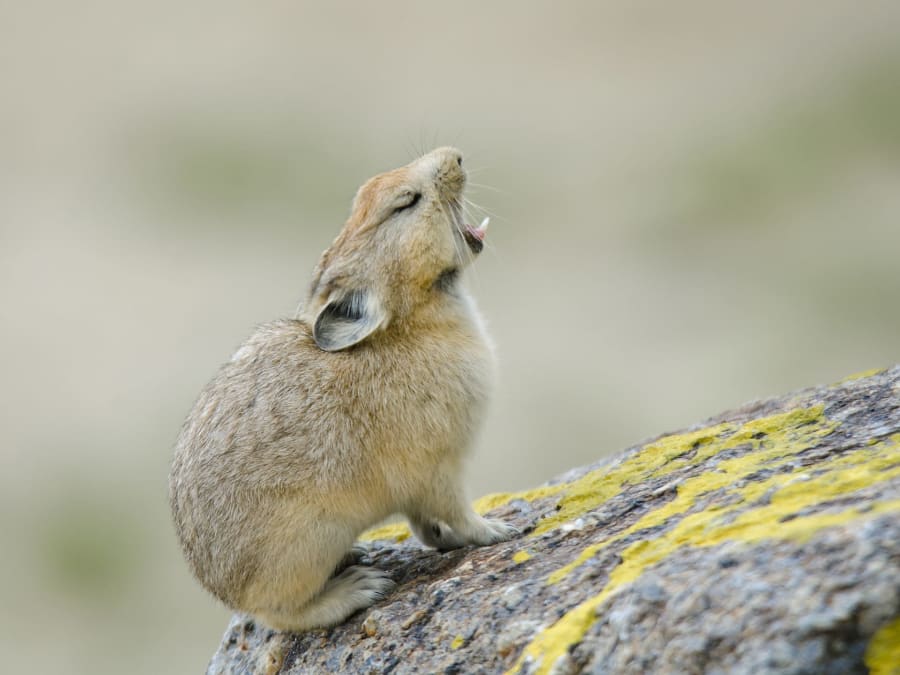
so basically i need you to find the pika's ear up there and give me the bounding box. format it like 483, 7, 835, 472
313, 289, 386, 352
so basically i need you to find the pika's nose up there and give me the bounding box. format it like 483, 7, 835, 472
414, 147, 466, 196
430, 146, 464, 172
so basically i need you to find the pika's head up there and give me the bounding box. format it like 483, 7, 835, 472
305, 147, 488, 352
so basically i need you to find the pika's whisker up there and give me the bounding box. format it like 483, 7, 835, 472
467, 182, 502, 193
463, 197, 504, 222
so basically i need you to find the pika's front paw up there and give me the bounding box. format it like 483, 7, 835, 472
411, 515, 519, 550
411, 519, 467, 550
468, 517, 520, 546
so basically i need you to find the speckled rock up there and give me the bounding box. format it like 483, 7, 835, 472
206, 367, 900, 675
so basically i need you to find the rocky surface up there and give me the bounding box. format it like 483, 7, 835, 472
206, 367, 900, 675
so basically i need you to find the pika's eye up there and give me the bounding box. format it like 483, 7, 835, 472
393, 192, 421, 215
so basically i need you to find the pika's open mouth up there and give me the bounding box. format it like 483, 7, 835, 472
448, 199, 489, 254
462, 218, 489, 254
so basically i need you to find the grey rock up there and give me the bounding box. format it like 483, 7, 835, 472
205, 366, 900, 674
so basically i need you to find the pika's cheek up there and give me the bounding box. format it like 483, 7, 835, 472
395, 220, 449, 260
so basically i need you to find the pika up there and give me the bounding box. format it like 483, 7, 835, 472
169, 147, 517, 632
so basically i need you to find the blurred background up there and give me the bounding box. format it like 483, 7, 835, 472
2, 0, 899, 672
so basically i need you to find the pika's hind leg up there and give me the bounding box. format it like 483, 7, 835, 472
256, 565, 394, 633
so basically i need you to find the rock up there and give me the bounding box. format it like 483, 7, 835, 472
205, 367, 900, 675
361, 609, 383, 638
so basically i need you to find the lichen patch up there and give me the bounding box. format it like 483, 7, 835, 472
507, 423, 900, 675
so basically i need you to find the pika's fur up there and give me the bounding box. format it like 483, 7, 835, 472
169, 147, 516, 632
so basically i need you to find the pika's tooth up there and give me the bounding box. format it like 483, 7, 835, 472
480, 217, 490, 232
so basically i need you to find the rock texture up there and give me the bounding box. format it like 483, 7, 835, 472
206, 367, 900, 675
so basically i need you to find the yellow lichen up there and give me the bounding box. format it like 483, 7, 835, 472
838, 367, 886, 383
865, 617, 900, 675
473, 484, 566, 514
450, 634, 465, 650
548, 407, 836, 583
507, 428, 900, 675
359, 521, 410, 542
530, 407, 833, 538
532, 423, 732, 536
512, 550, 532, 564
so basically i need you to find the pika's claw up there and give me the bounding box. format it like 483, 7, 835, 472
332, 544, 369, 576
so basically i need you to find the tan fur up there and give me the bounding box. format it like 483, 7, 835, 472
169, 147, 516, 632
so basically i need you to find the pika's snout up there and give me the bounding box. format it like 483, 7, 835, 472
416, 146, 466, 201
